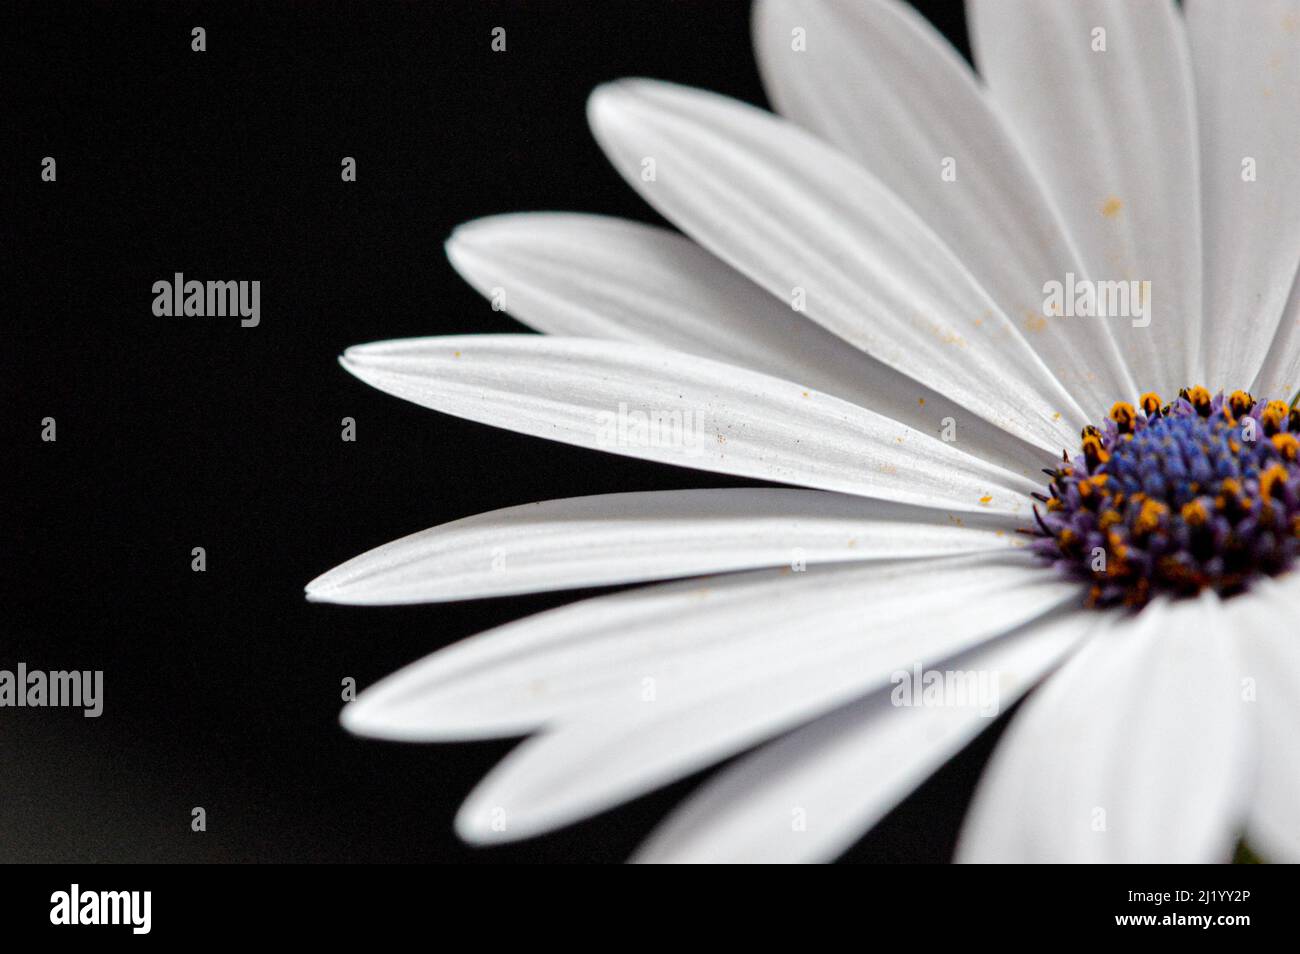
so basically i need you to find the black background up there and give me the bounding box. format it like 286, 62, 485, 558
6, 0, 1000, 863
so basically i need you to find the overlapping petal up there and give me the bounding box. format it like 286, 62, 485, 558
753, 0, 1135, 419
588, 78, 1086, 452
634, 608, 1101, 863
307, 488, 1018, 605
957, 595, 1250, 863
341, 335, 1038, 513
968, 0, 1202, 397
441, 558, 1078, 842
446, 213, 1039, 474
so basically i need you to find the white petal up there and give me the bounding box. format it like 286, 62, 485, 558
957, 594, 1250, 863
968, 0, 1202, 396
449, 559, 1078, 842
753, 0, 1135, 420
446, 213, 1039, 475
588, 78, 1085, 453
1187, 0, 1300, 389
306, 488, 1018, 605
340, 335, 1039, 513
633, 607, 1100, 863
1252, 265, 1300, 400
1233, 575, 1300, 862
341, 556, 1064, 744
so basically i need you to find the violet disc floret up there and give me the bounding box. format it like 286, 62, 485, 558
1032, 388, 1300, 608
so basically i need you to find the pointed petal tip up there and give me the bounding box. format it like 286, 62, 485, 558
587, 76, 629, 106
445, 212, 566, 253
586, 77, 659, 127
454, 805, 501, 846
302, 584, 426, 608
339, 676, 544, 743
444, 219, 502, 276
338, 700, 368, 735
305, 553, 448, 606
443, 228, 464, 261
339, 695, 419, 740
304, 563, 338, 593
585, 81, 622, 132
454, 790, 544, 846
340, 341, 374, 360
337, 350, 385, 389
444, 217, 487, 253
303, 575, 341, 603
589, 77, 721, 118
338, 340, 403, 370
341, 336, 455, 362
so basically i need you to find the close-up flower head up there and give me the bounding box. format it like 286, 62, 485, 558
11, 0, 1296, 933
310, 0, 1300, 865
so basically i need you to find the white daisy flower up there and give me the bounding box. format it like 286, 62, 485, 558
308, 0, 1300, 862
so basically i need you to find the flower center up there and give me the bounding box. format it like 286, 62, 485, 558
1031, 388, 1300, 608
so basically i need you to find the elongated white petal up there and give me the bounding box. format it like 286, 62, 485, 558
449, 559, 1078, 842
1233, 576, 1300, 862
588, 78, 1085, 452
340, 335, 1039, 513
968, 0, 1202, 396
306, 488, 1018, 605
446, 213, 1039, 475
1252, 264, 1300, 400
957, 594, 1250, 863
341, 556, 1062, 743
633, 607, 1100, 863
753, 0, 1134, 420
1187, 0, 1300, 389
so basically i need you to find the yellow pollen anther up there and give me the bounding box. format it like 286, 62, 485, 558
1077, 476, 1108, 503
1182, 386, 1212, 417
1140, 392, 1163, 417
1261, 400, 1289, 435
1273, 433, 1299, 461
1134, 499, 1168, 535
1228, 390, 1256, 419
1216, 478, 1247, 513
1180, 500, 1208, 526
1105, 529, 1128, 561
1081, 433, 1109, 467
1109, 402, 1137, 433
1260, 464, 1289, 501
